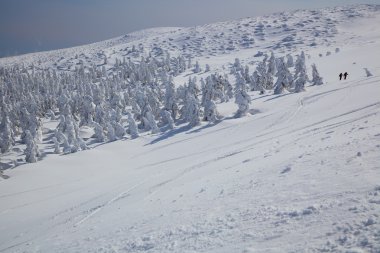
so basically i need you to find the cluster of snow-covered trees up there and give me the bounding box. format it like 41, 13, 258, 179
230, 51, 323, 116
0, 50, 322, 164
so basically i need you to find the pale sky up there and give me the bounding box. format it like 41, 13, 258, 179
1, 0, 380, 58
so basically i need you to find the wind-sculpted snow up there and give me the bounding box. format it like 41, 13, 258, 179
1, 4, 380, 253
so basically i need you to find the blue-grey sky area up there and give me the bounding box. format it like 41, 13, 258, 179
0, 0, 379, 58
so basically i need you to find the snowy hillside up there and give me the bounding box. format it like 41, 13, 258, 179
1, 4, 380, 253
0, 4, 379, 70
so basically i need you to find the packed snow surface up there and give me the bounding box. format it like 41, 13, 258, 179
1, 4, 380, 253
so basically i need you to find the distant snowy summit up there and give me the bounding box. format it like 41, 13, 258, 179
1, 4, 379, 71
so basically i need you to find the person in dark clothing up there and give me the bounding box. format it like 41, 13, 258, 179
344, 72, 348, 80
339, 73, 343, 80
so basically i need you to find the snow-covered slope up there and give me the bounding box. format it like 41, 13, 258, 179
1, 4, 380, 253
0, 4, 379, 71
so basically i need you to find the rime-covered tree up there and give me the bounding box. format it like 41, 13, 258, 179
203, 100, 219, 123
249, 70, 262, 92
234, 58, 242, 72
234, 73, 251, 118
65, 115, 77, 147
187, 76, 199, 97
274, 58, 293, 95
286, 54, 294, 68
59, 132, 72, 154
163, 110, 175, 129
294, 68, 308, 93
94, 103, 107, 127
24, 130, 39, 163
193, 61, 202, 73
202, 77, 220, 122
311, 64, 323, 86
107, 123, 117, 142
113, 121, 126, 139
267, 51, 277, 76
0, 116, 15, 153
80, 95, 95, 126
92, 122, 106, 142
256, 60, 273, 90
146, 109, 160, 134
186, 94, 201, 127
222, 75, 233, 102
294, 51, 308, 81
243, 65, 250, 83
164, 76, 178, 120
127, 112, 139, 138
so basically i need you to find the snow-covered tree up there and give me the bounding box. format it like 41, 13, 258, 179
106, 123, 117, 142
24, 130, 39, 163
267, 51, 277, 76
65, 115, 77, 147
256, 60, 272, 90
234, 58, 241, 71
0, 116, 15, 153
234, 73, 251, 118
187, 95, 201, 127
193, 61, 202, 73
243, 65, 250, 83
164, 76, 178, 120
274, 58, 293, 95
222, 75, 233, 101
294, 51, 308, 80
127, 112, 139, 138
94, 103, 106, 126
73, 119, 88, 151
202, 77, 220, 122
92, 122, 106, 142
163, 110, 175, 129
294, 68, 308, 93
311, 64, 323, 85
203, 100, 219, 123
146, 110, 160, 134
187, 76, 199, 97
249, 70, 262, 92
80, 95, 95, 126
113, 121, 126, 139
286, 54, 294, 68
58, 132, 72, 154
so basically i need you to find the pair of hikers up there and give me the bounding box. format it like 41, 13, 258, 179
339, 72, 348, 80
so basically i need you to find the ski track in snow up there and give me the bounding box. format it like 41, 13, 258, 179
74, 179, 149, 227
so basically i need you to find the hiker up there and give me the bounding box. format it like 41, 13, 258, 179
339, 73, 343, 80
344, 72, 348, 80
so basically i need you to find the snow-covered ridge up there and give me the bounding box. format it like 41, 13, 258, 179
1, 4, 379, 70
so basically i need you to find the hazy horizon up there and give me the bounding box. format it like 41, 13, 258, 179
1, 0, 380, 58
